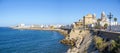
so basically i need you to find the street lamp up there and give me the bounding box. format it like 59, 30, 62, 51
107, 12, 113, 31
83, 16, 85, 30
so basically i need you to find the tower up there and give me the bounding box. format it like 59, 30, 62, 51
101, 11, 107, 21
101, 11, 105, 17
93, 13, 96, 19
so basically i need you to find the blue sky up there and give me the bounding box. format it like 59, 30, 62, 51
0, 0, 120, 26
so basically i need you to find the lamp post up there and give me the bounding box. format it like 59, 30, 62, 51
83, 16, 85, 30
107, 12, 113, 31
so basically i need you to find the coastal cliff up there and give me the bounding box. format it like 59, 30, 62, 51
61, 29, 120, 53
61, 29, 96, 53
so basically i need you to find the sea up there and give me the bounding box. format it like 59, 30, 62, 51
0, 27, 69, 53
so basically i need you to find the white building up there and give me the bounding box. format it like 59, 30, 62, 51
107, 24, 120, 32
19, 24, 25, 27
111, 22, 118, 25
15, 24, 30, 28
99, 12, 109, 26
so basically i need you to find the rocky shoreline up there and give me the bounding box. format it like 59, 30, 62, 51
11, 27, 120, 53
61, 29, 120, 53
60, 29, 95, 53
11, 27, 94, 53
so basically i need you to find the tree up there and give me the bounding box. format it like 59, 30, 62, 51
114, 17, 117, 25
95, 19, 101, 29
97, 19, 101, 25
104, 23, 108, 29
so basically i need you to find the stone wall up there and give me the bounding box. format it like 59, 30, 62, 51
91, 30, 120, 40
99, 31, 120, 40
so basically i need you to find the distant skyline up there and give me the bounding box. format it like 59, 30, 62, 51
0, 0, 120, 26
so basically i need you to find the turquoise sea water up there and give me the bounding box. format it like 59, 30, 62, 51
0, 27, 69, 53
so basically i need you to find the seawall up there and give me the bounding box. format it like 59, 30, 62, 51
91, 30, 120, 40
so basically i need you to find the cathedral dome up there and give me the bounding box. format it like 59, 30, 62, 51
86, 14, 93, 17
101, 11, 106, 17
93, 13, 96, 18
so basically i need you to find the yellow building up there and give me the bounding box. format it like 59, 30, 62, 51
83, 14, 97, 25
73, 14, 97, 29
73, 19, 83, 29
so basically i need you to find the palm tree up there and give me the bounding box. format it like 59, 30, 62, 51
97, 19, 101, 24
114, 17, 117, 25
95, 19, 101, 29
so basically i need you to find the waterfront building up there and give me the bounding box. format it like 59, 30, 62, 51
107, 24, 120, 32
72, 19, 83, 29
54, 24, 63, 29
111, 22, 118, 25
40, 25, 44, 28
19, 24, 25, 27
83, 14, 97, 25
14, 24, 31, 28
99, 12, 109, 27
30, 25, 41, 28
73, 13, 97, 29
83, 14, 97, 28
60, 24, 72, 29
30, 25, 34, 27
15, 24, 25, 28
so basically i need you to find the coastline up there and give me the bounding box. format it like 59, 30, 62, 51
11, 27, 69, 41
10, 27, 120, 53
11, 27, 92, 53
11, 27, 69, 36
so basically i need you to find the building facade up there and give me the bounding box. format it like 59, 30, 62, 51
72, 19, 83, 29
83, 14, 97, 25
99, 12, 109, 27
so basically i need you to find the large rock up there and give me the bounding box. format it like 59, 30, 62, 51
67, 30, 96, 53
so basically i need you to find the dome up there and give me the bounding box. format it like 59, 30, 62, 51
101, 11, 106, 17
87, 14, 92, 16
86, 14, 93, 17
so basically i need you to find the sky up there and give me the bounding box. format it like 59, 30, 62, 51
0, 0, 120, 26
